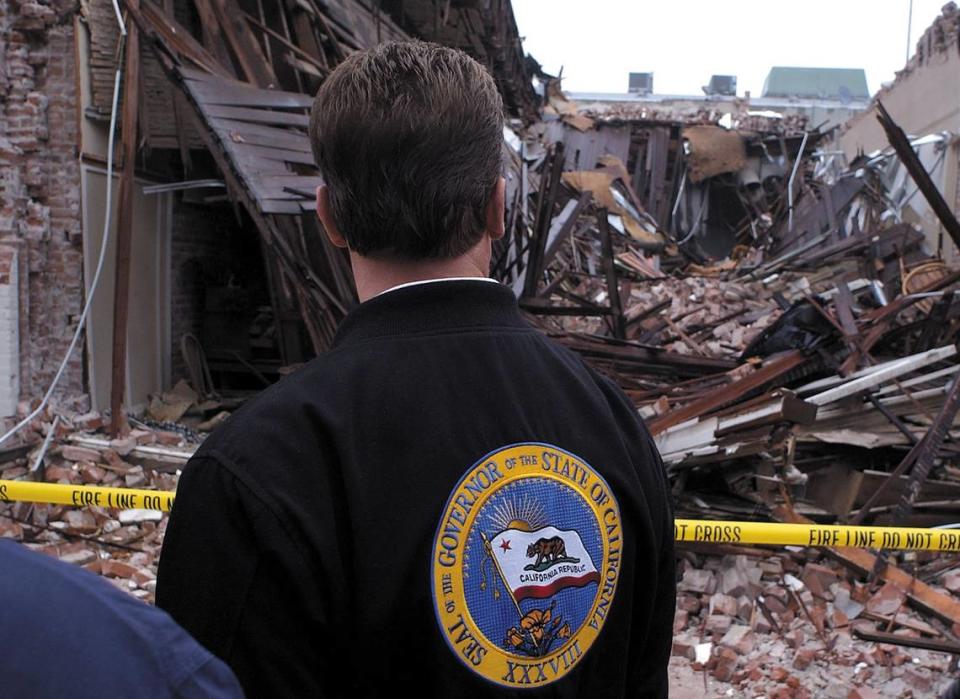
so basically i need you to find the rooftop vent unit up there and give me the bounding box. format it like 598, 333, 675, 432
628, 72, 653, 95
704, 75, 737, 96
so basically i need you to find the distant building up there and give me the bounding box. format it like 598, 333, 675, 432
762, 67, 869, 101
571, 67, 869, 133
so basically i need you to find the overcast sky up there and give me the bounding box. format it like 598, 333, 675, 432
511, 0, 948, 97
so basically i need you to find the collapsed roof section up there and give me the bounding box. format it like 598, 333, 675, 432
99, 0, 537, 360
377, 0, 538, 120
121, 0, 353, 352
109, 0, 536, 354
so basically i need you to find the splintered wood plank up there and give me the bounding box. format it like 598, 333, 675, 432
178, 66, 245, 85
189, 0, 236, 76
225, 141, 316, 165
241, 176, 322, 205
171, 91, 193, 171
203, 104, 310, 127
188, 79, 313, 109
248, 174, 324, 195
259, 199, 309, 214
135, 0, 230, 77
207, 0, 276, 88
243, 186, 306, 203
286, 53, 324, 78
210, 118, 311, 152
291, 10, 326, 68
648, 351, 808, 435
242, 13, 328, 76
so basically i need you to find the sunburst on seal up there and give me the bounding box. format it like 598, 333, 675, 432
487, 488, 548, 533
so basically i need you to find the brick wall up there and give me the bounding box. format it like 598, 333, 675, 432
0, 245, 19, 414
0, 0, 85, 415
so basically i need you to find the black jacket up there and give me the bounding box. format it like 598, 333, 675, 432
157, 279, 675, 697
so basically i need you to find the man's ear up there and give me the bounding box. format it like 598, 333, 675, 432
485, 177, 506, 241
316, 185, 348, 249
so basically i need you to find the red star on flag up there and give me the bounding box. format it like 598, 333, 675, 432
499, 539, 511, 552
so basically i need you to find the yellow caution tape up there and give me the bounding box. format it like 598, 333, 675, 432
2, 481, 960, 552
0, 479, 174, 512
675, 519, 960, 552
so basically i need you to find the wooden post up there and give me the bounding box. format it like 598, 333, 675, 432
109, 8, 140, 437
522, 143, 564, 298
597, 209, 626, 340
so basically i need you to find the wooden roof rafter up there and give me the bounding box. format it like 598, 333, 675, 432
120, 0, 535, 353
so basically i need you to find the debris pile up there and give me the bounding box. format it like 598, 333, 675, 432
0, 404, 197, 602
497, 77, 960, 694
552, 275, 781, 359
498, 89, 960, 530
671, 548, 957, 697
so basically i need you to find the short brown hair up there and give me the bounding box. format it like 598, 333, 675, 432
309, 41, 504, 259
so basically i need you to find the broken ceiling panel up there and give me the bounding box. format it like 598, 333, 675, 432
682, 125, 748, 183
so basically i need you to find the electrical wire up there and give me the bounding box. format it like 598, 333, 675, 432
109, 0, 127, 37
0, 28, 126, 447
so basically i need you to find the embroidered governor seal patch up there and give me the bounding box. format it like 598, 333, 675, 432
432, 443, 622, 687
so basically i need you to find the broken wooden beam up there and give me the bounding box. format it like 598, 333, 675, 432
876, 101, 960, 253
109, 9, 140, 438
852, 626, 960, 655
649, 351, 808, 435
598, 209, 626, 340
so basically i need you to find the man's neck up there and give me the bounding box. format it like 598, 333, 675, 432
349, 241, 491, 302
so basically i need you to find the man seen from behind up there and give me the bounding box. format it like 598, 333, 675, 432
157, 40, 676, 697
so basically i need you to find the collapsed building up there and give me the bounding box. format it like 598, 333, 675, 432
838, 2, 960, 266
575, 65, 871, 134
0, 0, 536, 426
5, 0, 960, 695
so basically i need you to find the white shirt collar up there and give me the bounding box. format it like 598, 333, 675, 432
375, 276, 498, 298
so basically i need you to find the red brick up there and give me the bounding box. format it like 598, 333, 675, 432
770, 666, 790, 682
109, 436, 137, 456
672, 637, 696, 660
154, 431, 183, 446
847, 688, 882, 699
61, 445, 100, 462
100, 559, 140, 579
709, 593, 738, 616
865, 582, 906, 617
793, 648, 815, 670
61, 510, 97, 535
719, 625, 755, 655
704, 614, 732, 636
712, 647, 738, 682
0, 519, 24, 538
673, 609, 688, 633
44, 466, 80, 483
130, 429, 156, 445
73, 412, 103, 431
679, 568, 716, 594
79, 463, 106, 484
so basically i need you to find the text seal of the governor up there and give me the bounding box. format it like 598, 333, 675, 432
432, 442, 623, 687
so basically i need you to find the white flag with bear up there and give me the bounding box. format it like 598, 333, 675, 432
488, 525, 600, 602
